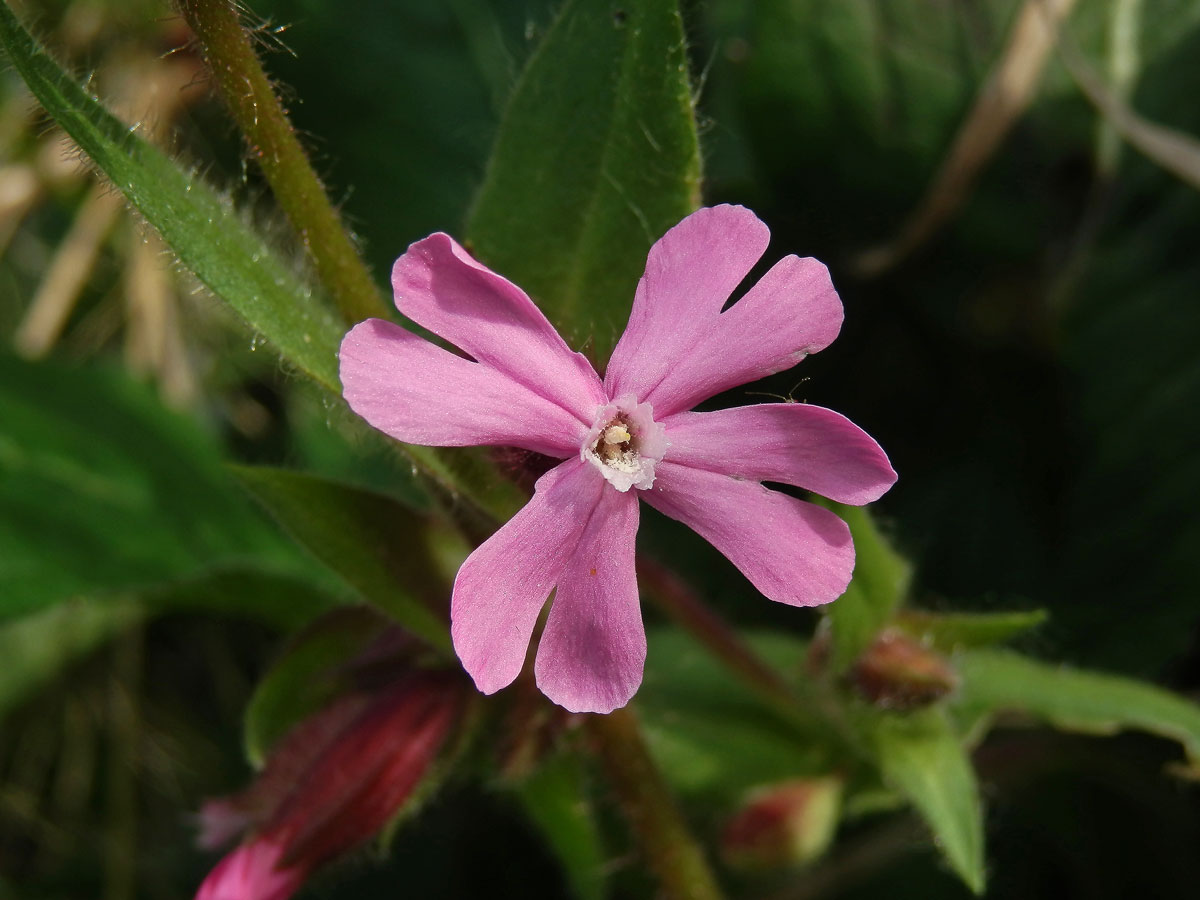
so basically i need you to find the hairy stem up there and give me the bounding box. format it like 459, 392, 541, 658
177, 0, 388, 324
587, 706, 725, 900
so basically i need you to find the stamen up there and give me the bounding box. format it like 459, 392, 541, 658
602, 424, 631, 445
581, 395, 668, 492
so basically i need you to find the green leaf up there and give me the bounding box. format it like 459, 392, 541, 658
639, 629, 839, 800
248, 0, 518, 278
0, 355, 319, 620
466, 0, 701, 363
0, 3, 559, 531
512, 753, 607, 900
243, 606, 391, 767
0, 0, 344, 391
720, 0, 990, 223
0, 597, 141, 718
824, 504, 912, 671
0, 572, 342, 722
1054, 156, 1200, 675
894, 608, 1048, 652
954, 649, 1200, 771
868, 709, 986, 894
231, 465, 453, 651
142, 568, 344, 631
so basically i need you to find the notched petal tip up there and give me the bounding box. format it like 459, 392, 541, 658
451, 460, 606, 699
605, 204, 773, 405
612, 215, 847, 416
533, 489, 644, 714
450, 567, 544, 698
389, 232, 605, 420
338, 317, 587, 456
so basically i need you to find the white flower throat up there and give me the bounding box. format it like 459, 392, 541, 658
581, 394, 668, 492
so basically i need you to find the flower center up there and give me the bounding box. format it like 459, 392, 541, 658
581, 394, 668, 492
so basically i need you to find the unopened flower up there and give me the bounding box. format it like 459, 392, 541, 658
340, 205, 896, 714
850, 628, 959, 709
195, 671, 466, 900
721, 777, 843, 868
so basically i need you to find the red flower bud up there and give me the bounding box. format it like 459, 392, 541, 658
195, 670, 467, 900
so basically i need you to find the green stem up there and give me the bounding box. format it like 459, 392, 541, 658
587, 706, 725, 900
177, 0, 388, 324
176, 0, 525, 545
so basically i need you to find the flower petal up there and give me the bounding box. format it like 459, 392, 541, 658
393, 233, 605, 422
645, 462, 854, 607
605, 204, 770, 403
195, 838, 304, 900
640, 254, 843, 416
340, 318, 586, 456
451, 459, 605, 694
662, 404, 897, 505
535, 488, 643, 714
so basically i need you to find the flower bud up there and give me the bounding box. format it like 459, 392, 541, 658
721, 777, 843, 869
850, 629, 958, 709
195, 670, 468, 900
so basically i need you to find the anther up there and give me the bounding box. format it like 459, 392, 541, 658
602, 424, 631, 445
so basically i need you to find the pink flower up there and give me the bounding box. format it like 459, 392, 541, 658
340, 205, 896, 714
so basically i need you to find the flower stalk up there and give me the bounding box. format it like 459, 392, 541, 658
587, 706, 725, 900
176, 0, 388, 324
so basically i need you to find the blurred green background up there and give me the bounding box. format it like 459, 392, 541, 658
2, 0, 1199, 897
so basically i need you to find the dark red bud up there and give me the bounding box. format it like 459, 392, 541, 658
275, 671, 465, 866
195, 671, 468, 900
